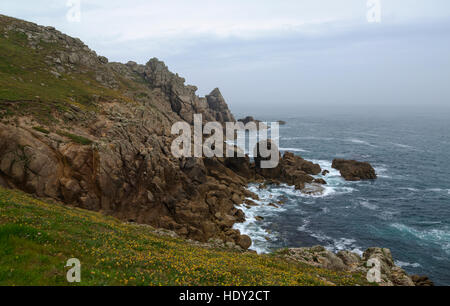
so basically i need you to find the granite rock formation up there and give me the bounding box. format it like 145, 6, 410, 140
0, 14, 321, 248
278, 246, 420, 286
332, 159, 377, 181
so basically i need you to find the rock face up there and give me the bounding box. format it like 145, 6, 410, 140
255, 151, 321, 191
279, 246, 420, 286
0, 14, 246, 247
332, 159, 377, 181
410, 275, 434, 286
131, 58, 235, 125
0, 14, 325, 249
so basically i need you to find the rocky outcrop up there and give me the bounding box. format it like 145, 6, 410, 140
410, 275, 434, 286
332, 159, 377, 181
278, 246, 421, 286
0, 14, 244, 247
127, 58, 234, 125
254, 151, 321, 191
237, 116, 266, 129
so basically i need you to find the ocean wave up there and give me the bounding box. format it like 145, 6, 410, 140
390, 142, 416, 150
296, 220, 363, 255
309, 159, 342, 178
233, 202, 283, 254
390, 223, 450, 255
279, 147, 309, 153
345, 138, 377, 147
395, 260, 422, 268
399, 187, 419, 192
425, 188, 450, 195
311, 233, 363, 255
358, 200, 378, 211
237, 180, 356, 253
374, 165, 390, 179
399, 187, 450, 196
378, 210, 399, 221
282, 136, 334, 141
233, 184, 291, 254
274, 183, 355, 199
297, 219, 310, 232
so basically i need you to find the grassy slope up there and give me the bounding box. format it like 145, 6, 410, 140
0, 187, 371, 286
0, 16, 139, 125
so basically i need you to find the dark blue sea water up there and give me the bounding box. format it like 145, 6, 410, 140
233, 114, 450, 285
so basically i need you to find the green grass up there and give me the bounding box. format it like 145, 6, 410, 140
56, 131, 93, 145
0, 187, 372, 286
32, 126, 50, 134
0, 16, 138, 124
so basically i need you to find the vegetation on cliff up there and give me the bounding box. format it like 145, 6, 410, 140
0, 186, 371, 286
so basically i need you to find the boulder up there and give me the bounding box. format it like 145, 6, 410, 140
313, 178, 327, 185
410, 275, 434, 286
237, 235, 252, 249
301, 183, 325, 196
332, 159, 377, 181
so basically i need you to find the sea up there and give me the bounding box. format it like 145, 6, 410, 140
231, 113, 450, 285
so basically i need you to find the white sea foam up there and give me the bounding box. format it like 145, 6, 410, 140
400, 187, 419, 192
279, 147, 309, 152
282, 136, 334, 141
233, 184, 290, 254
400, 187, 450, 195
345, 138, 377, 147
395, 261, 422, 268
233, 203, 280, 254
233, 159, 357, 254
378, 210, 399, 221
309, 159, 341, 178
310, 232, 363, 255
297, 219, 310, 232
359, 200, 378, 210
275, 183, 355, 199
391, 223, 450, 255
374, 165, 390, 178
296, 219, 363, 255
390, 142, 415, 150
425, 188, 450, 195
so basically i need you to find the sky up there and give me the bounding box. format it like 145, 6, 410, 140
1, 0, 450, 117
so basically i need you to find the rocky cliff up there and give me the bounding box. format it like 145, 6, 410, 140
0, 14, 246, 246
0, 14, 320, 249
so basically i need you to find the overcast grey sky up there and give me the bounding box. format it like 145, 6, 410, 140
1, 0, 450, 116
